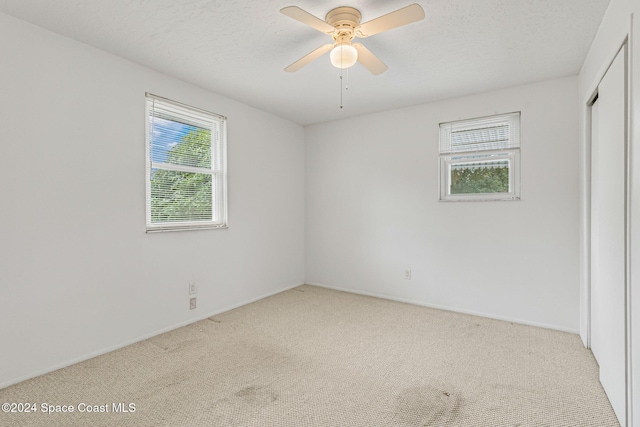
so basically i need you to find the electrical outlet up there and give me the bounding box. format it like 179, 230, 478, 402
189, 297, 197, 310
404, 269, 412, 280
189, 282, 197, 295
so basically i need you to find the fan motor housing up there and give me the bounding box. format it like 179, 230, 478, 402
326, 7, 361, 29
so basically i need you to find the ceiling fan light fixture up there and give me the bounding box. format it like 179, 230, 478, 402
330, 44, 358, 69
281, 4, 425, 74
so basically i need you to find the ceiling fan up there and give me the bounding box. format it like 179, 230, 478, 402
280, 4, 425, 75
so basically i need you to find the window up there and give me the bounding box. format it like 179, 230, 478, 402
439, 112, 520, 201
145, 93, 227, 232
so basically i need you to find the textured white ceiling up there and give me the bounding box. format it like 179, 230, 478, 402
0, 0, 610, 125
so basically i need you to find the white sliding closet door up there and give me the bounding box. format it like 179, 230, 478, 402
590, 45, 627, 426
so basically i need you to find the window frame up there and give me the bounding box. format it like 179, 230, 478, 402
438, 112, 521, 202
145, 93, 228, 232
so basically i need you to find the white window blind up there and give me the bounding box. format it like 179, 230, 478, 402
440, 113, 520, 154
145, 93, 227, 232
439, 112, 521, 201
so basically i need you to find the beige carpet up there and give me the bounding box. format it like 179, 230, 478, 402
0, 285, 620, 426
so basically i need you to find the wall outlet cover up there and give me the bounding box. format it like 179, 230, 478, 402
189, 297, 197, 310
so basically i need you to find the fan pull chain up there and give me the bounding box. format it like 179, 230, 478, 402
339, 67, 350, 109
345, 67, 349, 91
339, 68, 343, 109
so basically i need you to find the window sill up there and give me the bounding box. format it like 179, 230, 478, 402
146, 224, 228, 233
439, 196, 521, 202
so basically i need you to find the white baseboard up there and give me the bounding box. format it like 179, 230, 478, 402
305, 281, 579, 335
1, 282, 304, 389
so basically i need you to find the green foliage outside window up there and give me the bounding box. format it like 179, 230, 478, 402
151, 129, 213, 222
450, 165, 509, 194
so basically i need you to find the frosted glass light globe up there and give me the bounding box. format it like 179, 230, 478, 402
330, 44, 358, 69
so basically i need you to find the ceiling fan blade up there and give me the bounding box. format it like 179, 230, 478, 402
280, 6, 335, 35
353, 43, 388, 75
355, 3, 425, 38
285, 44, 334, 72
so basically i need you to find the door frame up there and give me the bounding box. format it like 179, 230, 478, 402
582, 40, 631, 425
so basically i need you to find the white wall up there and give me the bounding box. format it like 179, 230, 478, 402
578, 0, 639, 424
306, 76, 580, 332
0, 13, 305, 387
